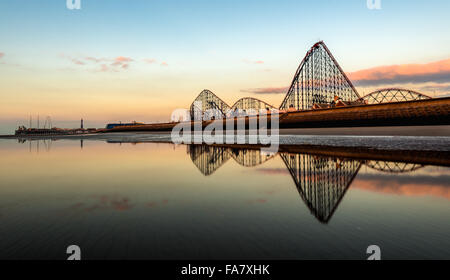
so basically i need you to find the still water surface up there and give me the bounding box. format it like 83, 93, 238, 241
0, 138, 449, 259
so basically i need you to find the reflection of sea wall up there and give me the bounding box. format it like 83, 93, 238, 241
187, 144, 429, 223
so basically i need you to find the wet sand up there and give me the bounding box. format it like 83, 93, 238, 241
278, 125, 450, 136
3, 125, 450, 138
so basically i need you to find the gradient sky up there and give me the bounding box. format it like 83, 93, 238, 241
0, 0, 449, 132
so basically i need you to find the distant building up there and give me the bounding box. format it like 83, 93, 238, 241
105, 121, 144, 129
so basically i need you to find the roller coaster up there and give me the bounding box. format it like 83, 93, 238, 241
358, 88, 431, 104
190, 41, 433, 120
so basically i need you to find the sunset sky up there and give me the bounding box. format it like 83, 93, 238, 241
0, 0, 449, 133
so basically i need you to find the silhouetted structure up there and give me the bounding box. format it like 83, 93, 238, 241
280, 41, 360, 111
188, 41, 435, 121
358, 88, 432, 104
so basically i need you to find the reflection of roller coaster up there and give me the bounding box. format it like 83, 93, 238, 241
187, 144, 426, 223
280, 153, 361, 223
365, 161, 424, 173
187, 145, 275, 175
190, 42, 433, 121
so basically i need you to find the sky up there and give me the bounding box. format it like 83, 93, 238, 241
0, 0, 449, 133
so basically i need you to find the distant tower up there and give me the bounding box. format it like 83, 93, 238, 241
81, 118, 84, 129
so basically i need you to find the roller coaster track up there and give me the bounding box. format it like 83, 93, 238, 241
358, 88, 432, 104
189, 42, 434, 120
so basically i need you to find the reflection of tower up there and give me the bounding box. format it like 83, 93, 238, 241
280, 153, 361, 223
81, 118, 84, 129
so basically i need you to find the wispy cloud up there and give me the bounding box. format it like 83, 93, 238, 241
144, 58, 167, 66
62, 55, 135, 72
437, 93, 450, 98
143, 58, 156, 64
98, 64, 109, 72
0, 52, 4, 59
415, 83, 450, 96
62, 54, 168, 72
71, 59, 85, 65
97, 63, 123, 73
419, 83, 450, 92
85, 56, 106, 63
111, 56, 133, 69
241, 87, 288, 94
243, 59, 264, 64
114, 56, 132, 62
348, 58, 450, 86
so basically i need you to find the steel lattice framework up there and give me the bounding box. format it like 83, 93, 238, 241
358, 88, 432, 104
188, 145, 232, 176
279, 41, 360, 111
231, 97, 276, 116
229, 148, 275, 167
188, 42, 432, 119
280, 153, 361, 223
190, 89, 231, 121
365, 161, 424, 173
188, 145, 275, 175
